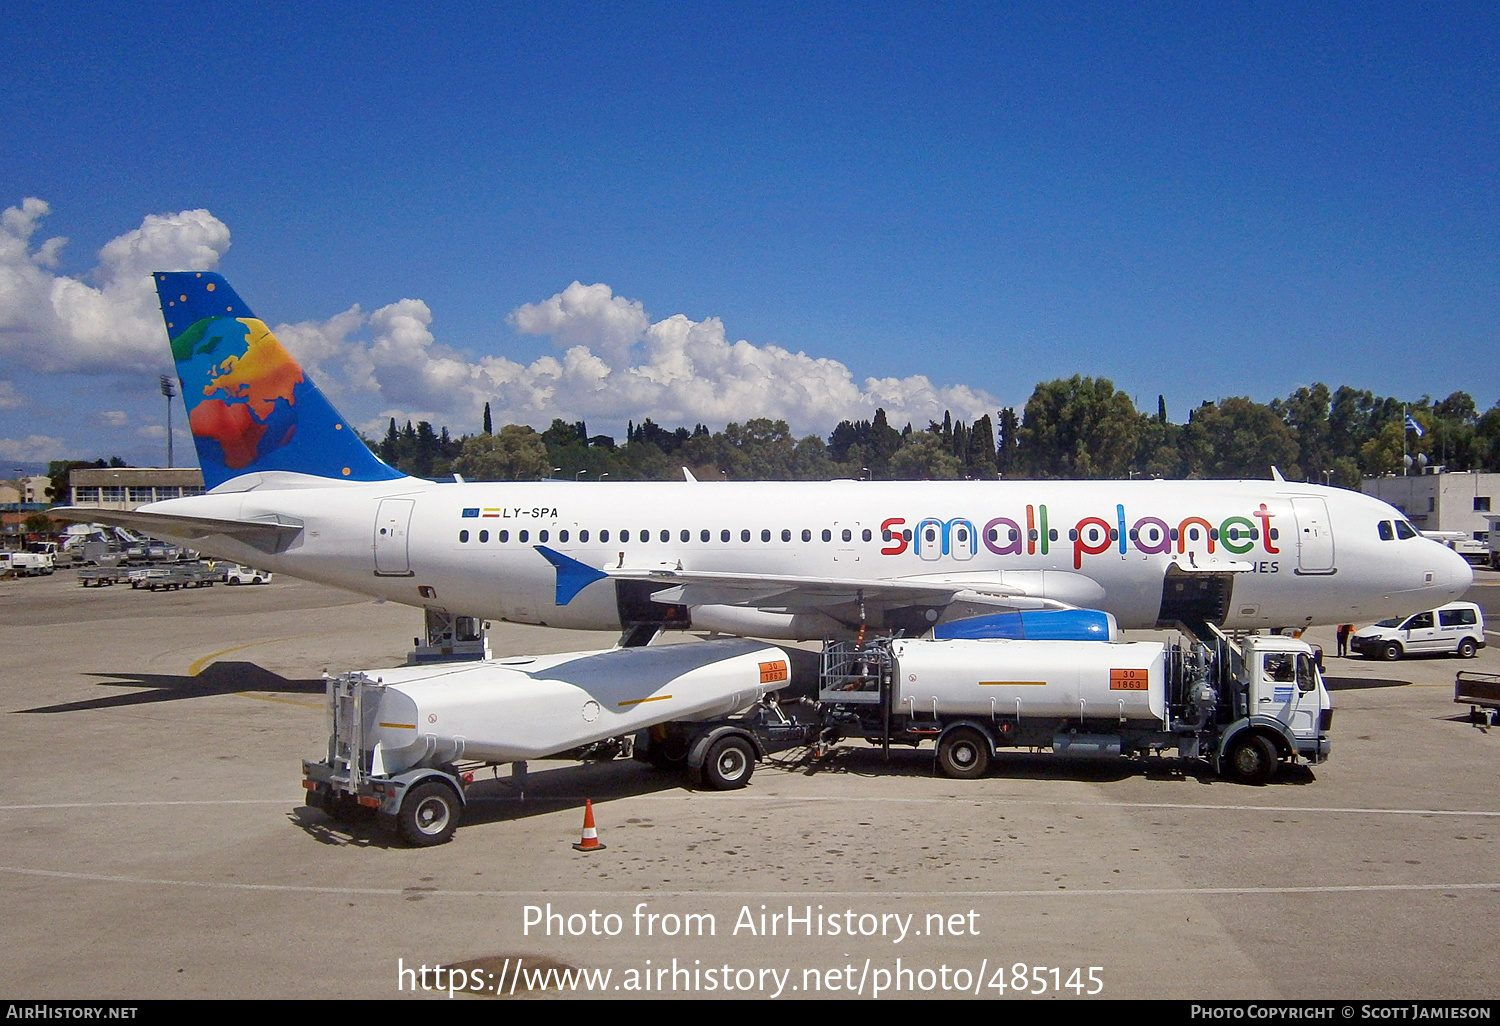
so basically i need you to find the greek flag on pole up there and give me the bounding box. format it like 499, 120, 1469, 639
1404, 415, 1425, 437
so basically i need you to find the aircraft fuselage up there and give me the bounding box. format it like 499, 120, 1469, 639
139, 476, 1473, 640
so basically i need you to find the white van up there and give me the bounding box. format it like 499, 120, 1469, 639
1350, 601, 1485, 661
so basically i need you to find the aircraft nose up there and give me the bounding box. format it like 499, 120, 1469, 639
1444, 543, 1475, 599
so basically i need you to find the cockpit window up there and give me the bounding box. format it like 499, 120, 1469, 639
1378, 521, 1394, 541
1394, 520, 1418, 539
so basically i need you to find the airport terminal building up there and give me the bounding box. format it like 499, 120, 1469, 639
66, 467, 205, 510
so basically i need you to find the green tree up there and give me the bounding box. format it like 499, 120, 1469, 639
1016, 377, 1143, 478
453, 425, 551, 480
1183, 397, 1300, 479
888, 430, 962, 480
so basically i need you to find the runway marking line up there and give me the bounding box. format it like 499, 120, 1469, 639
0, 796, 1496, 817
0, 864, 1496, 901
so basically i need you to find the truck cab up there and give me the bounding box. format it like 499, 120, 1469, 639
1221, 635, 1332, 782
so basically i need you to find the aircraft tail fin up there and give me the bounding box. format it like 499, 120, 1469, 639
155, 272, 405, 490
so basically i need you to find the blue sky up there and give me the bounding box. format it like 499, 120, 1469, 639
1, 1, 1496, 470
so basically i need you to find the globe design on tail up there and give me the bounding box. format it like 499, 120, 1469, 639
172, 315, 304, 471
155, 271, 404, 489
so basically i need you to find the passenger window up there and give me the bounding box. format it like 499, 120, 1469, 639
700, 530, 709, 542
559, 530, 569, 542
761, 529, 771, 542
741, 529, 751, 542
842, 529, 852, 542
781, 529, 791, 542
499, 530, 509, 542
599, 530, 609, 542
803, 529, 812, 542
519, 530, 529, 543
459, 530, 469, 543
721, 529, 730, 542
479, 530, 488, 542
539, 530, 549, 543
681, 530, 690, 542
660, 529, 669, 542
580, 530, 589, 542
822, 529, 832, 542
862, 529, 872, 542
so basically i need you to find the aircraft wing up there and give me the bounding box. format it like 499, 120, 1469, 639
48, 506, 304, 554
534, 545, 1070, 614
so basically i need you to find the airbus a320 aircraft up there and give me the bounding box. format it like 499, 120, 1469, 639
57, 272, 1472, 643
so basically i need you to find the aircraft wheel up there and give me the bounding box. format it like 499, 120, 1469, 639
399, 781, 461, 846
936, 727, 991, 780
1225, 733, 1278, 786
701, 735, 756, 790
1458, 638, 1477, 659
1381, 642, 1403, 661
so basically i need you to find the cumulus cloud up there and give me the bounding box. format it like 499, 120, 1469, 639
3, 201, 997, 448
0, 434, 65, 460
510, 281, 649, 364
276, 281, 998, 436
0, 198, 229, 374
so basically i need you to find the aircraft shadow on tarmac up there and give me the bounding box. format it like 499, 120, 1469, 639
14, 661, 325, 714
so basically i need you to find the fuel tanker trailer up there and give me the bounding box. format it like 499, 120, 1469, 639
816, 630, 1332, 783
302, 638, 792, 845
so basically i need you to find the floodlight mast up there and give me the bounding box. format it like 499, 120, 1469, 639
159, 374, 177, 468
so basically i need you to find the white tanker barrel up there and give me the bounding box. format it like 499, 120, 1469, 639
358, 639, 790, 775
888, 638, 1167, 724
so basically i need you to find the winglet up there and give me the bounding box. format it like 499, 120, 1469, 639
535, 545, 610, 605
682, 467, 698, 482
1271, 466, 1287, 482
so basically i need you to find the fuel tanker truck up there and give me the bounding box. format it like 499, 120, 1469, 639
303, 615, 1332, 845
302, 638, 794, 846
803, 624, 1332, 785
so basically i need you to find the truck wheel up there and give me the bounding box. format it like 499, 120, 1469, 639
1380, 642, 1403, 661
399, 781, 461, 846
701, 735, 756, 790
1225, 734, 1278, 786
937, 727, 991, 780
1458, 638, 1478, 659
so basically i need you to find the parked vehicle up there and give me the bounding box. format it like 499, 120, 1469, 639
1350, 601, 1486, 660
222, 564, 273, 585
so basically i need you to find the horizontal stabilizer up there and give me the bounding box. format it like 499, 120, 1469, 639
49, 506, 303, 554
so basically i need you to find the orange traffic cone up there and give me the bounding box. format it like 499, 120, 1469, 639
572, 799, 607, 852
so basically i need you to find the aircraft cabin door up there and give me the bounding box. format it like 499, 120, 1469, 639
1289, 497, 1335, 574
374, 498, 415, 577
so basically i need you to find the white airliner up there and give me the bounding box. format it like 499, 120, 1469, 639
56, 272, 1473, 642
